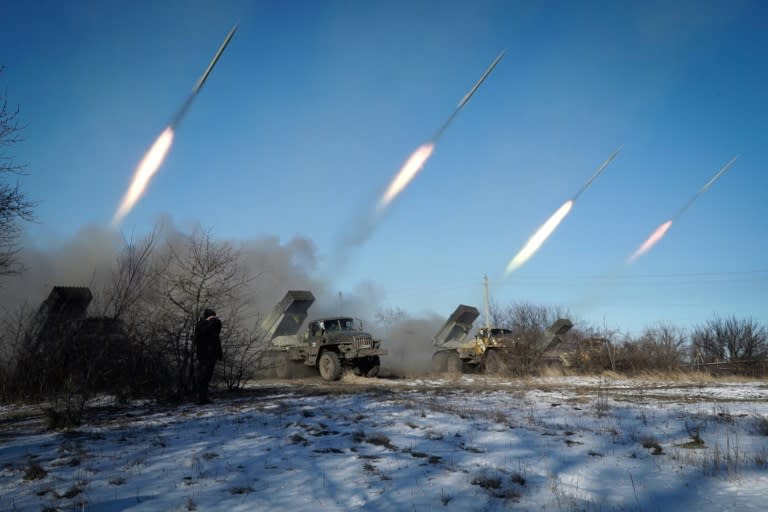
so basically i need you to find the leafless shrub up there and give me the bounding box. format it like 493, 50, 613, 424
685, 420, 705, 446
471, 468, 524, 500
439, 487, 452, 506
363, 432, 397, 450
488, 301, 572, 375
472, 472, 501, 490
594, 379, 611, 418
361, 460, 391, 480
641, 436, 664, 455
704, 433, 744, 477
691, 316, 767, 375
617, 324, 686, 374
43, 398, 83, 430
754, 448, 767, 468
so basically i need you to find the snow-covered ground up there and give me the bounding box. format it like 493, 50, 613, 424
2, 375, 767, 511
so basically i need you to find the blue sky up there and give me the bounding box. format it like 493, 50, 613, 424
1, 0, 766, 334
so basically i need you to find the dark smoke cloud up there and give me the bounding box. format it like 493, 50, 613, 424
375, 312, 444, 376
0, 224, 122, 315
0, 216, 446, 374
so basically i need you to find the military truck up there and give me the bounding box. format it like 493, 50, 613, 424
261, 290, 387, 381
431, 304, 573, 375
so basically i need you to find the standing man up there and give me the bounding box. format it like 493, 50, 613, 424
194, 308, 223, 404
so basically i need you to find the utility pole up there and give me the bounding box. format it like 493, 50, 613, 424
483, 274, 491, 330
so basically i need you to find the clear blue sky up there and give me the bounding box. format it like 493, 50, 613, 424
2, 0, 766, 334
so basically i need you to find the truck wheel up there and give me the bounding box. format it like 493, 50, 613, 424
484, 349, 504, 374
364, 356, 381, 378
445, 352, 463, 376
318, 351, 343, 381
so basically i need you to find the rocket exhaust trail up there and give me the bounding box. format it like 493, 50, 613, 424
334, 50, 506, 263
375, 51, 505, 214
503, 147, 622, 276
431, 51, 505, 143
505, 199, 574, 275
112, 24, 238, 227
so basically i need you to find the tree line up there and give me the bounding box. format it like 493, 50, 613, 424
489, 302, 767, 376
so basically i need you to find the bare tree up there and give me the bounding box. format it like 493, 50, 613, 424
0, 69, 34, 276
0, 303, 35, 401
487, 301, 571, 373
152, 227, 251, 398
219, 309, 269, 390
691, 316, 767, 365
100, 228, 162, 320
618, 324, 686, 373
78, 227, 173, 398
491, 301, 565, 335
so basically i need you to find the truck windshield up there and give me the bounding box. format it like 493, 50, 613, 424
324, 318, 355, 331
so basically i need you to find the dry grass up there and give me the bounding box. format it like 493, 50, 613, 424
670, 431, 750, 478
755, 416, 768, 436
353, 430, 397, 451
640, 436, 664, 455
536, 365, 572, 378
471, 468, 525, 500
754, 448, 767, 468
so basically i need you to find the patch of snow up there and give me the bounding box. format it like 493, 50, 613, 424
1, 377, 767, 511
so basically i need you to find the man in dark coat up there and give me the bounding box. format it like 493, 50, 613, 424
194, 308, 223, 404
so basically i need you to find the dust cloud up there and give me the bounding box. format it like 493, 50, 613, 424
0, 217, 445, 375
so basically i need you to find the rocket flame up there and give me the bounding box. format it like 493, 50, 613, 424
112, 127, 175, 227
628, 220, 673, 263
505, 200, 574, 275
377, 143, 435, 212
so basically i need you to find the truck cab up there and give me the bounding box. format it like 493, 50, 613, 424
262, 292, 387, 381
